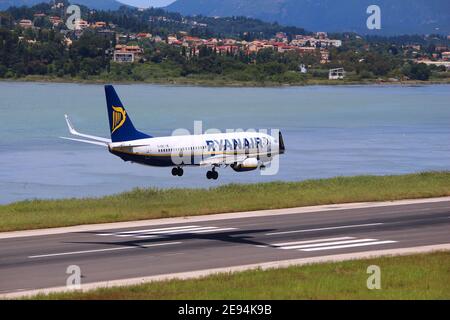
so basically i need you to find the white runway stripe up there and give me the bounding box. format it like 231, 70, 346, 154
279, 238, 378, 250
149, 227, 222, 234
301, 240, 397, 252
97, 225, 200, 236
184, 227, 237, 234
271, 235, 398, 252
97, 225, 238, 238
266, 223, 383, 236
28, 242, 182, 259
115, 226, 218, 237
133, 227, 237, 238
273, 237, 355, 247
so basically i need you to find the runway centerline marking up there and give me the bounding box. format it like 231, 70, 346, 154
265, 223, 383, 236
28, 242, 182, 259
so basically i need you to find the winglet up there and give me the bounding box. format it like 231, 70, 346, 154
65, 114, 78, 135
63, 114, 111, 144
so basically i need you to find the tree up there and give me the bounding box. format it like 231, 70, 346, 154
403, 62, 431, 81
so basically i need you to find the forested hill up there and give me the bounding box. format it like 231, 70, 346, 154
0, 0, 124, 10
167, 0, 450, 35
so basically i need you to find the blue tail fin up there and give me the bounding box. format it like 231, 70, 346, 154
105, 85, 152, 142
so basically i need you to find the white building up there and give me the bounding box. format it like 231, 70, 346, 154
329, 68, 346, 80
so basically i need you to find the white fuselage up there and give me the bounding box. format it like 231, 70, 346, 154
109, 131, 281, 168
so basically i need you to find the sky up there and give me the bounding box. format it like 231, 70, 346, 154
119, 0, 176, 8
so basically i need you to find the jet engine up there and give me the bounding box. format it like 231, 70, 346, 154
231, 158, 259, 172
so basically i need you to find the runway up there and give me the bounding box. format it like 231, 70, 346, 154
1, 197, 450, 297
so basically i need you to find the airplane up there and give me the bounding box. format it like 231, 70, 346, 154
61, 85, 285, 180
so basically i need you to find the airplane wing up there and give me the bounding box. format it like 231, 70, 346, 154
200, 154, 249, 167
64, 114, 111, 144
200, 151, 276, 167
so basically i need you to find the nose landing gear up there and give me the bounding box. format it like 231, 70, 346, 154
172, 167, 184, 177
206, 169, 219, 180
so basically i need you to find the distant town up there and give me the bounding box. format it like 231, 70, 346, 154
1, 1, 449, 85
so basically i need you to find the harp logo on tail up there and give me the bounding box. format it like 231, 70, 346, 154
111, 106, 126, 133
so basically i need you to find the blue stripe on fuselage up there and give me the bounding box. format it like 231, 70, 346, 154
110, 150, 180, 167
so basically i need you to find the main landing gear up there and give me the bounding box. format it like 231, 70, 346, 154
172, 167, 184, 177
206, 169, 219, 180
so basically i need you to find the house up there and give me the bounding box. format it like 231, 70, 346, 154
316, 32, 328, 40
275, 32, 288, 42
52, 2, 64, 9
320, 50, 330, 64
167, 35, 179, 44
75, 19, 89, 30
435, 46, 448, 52
329, 68, 346, 80
113, 45, 143, 63
116, 33, 128, 44
223, 38, 237, 45
277, 45, 296, 53
93, 21, 107, 28
296, 47, 316, 54
49, 16, 62, 26
153, 35, 163, 43
19, 19, 33, 28
404, 44, 421, 51
137, 33, 152, 39
442, 52, 450, 61
216, 45, 239, 55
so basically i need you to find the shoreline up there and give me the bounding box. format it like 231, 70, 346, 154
1, 76, 449, 88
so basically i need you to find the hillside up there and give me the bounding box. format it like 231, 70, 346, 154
166, 0, 450, 35
0, 0, 124, 10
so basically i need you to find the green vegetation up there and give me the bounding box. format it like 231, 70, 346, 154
1, 3, 449, 85
31, 252, 450, 300
1, 171, 450, 232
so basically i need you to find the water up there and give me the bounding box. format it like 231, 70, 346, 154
0, 82, 449, 204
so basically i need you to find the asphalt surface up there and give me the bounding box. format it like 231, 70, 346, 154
1, 200, 449, 295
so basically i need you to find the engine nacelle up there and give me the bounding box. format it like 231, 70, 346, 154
231, 158, 259, 172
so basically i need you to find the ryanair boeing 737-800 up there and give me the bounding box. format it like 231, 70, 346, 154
62, 85, 285, 180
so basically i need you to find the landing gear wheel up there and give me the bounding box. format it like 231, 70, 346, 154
172, 167, 183, 177
207, 170, 219, 180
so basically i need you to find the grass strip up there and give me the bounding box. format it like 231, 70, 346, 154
1, 171, 450, 232
30, 251, 450, 300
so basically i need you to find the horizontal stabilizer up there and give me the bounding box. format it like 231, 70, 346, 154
60, 137, 109, 147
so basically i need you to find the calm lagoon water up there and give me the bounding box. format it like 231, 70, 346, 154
0, 82, 449, 204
